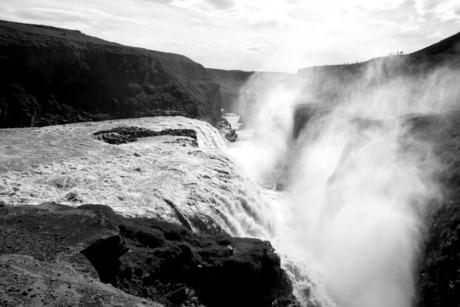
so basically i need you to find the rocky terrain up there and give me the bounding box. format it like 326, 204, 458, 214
0, 116, 273, 236
0, 202, 296, 307
0, 116, 299, 307
2, 17, 460, 307
407, 111, 460, 307
0, 20, 221, 128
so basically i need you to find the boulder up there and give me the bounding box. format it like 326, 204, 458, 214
0, 202, 298, 307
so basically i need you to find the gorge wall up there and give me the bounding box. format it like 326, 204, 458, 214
206, 68, 254, 113
3, 17, 460, 307
218, 30, 460, 307
0, 20, 221, 128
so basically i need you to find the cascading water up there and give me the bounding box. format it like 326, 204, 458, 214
195, 121, 227, 150
221, 65, 460, 306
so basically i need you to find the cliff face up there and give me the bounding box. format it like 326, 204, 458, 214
291, 32, 460, 307
0, 203, 296, 307
206, 68, 254, 112
0, 20, 221, 128
206, 68, 295, 127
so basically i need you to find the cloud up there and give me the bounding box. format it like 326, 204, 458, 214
414, 0, 442, 15
414, 0, 460, 22
427, 31, 442, 38
137, 37, 214, 50
206, 0, 234, 9
13, 6, 147, 26
340, 0, 406, 10
400, 25, 420, 33
16, 8, 94, 23
170, 0, 289, 28
1, 0, 460, 71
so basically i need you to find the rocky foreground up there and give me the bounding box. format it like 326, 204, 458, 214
0, 116, 297, 307
0, 203, 295, 307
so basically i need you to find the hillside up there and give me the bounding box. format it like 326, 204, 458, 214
0, 20, 221, 128
296, 31, 460, 105
413, 31, 460, 57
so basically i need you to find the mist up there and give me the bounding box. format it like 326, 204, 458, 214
226, 59, 460, 306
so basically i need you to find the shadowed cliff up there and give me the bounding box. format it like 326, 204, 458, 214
0, 20, 221, 128
206, 68, 254, 113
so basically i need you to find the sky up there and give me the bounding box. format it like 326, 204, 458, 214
0, 0, 459, 72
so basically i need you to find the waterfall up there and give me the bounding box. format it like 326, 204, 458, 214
193, 121, 226, 150
219, 67, 456, 306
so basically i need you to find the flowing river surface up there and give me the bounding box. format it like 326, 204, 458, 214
0, 109, 442, 307
224, 113, 334, 307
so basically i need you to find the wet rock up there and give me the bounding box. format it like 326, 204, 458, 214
217, 118, 238, 142
81, 235, 129, 285
405, 112, 460, 307
292, 103, 331, 139
93, 126, 197, 145
0, 202, 298, 307
166, 286, 187, 304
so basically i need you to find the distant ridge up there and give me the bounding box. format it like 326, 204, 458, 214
413, 31, 460, 56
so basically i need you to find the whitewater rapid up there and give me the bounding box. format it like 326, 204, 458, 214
0, 111, 437, 307
223, 113, 334, 307
224, 102, 440, 307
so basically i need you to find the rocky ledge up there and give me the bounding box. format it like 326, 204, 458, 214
216, 118, 237, 142
0, 202, 297, 307
0, 116, 296, 306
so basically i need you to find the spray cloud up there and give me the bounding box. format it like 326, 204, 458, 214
228, 57, 460, 306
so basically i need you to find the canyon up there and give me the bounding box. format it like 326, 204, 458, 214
1, 19, 460, 307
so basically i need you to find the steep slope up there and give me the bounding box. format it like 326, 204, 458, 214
296, 30, 460, 107
413, 31, 460, 57
206, 68, 254, 112
291, 32, 460, 307
403, 111, 460, 307
0, 20, 221, 128
293, 31, 460, 136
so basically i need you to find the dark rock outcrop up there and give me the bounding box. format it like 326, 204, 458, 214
0, 20, 222, 128
93, 126, 197, 145
216, 118, 237, 142
292, 103, 331, 139
0, 202, 298, 307
404, 111, 460, 307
